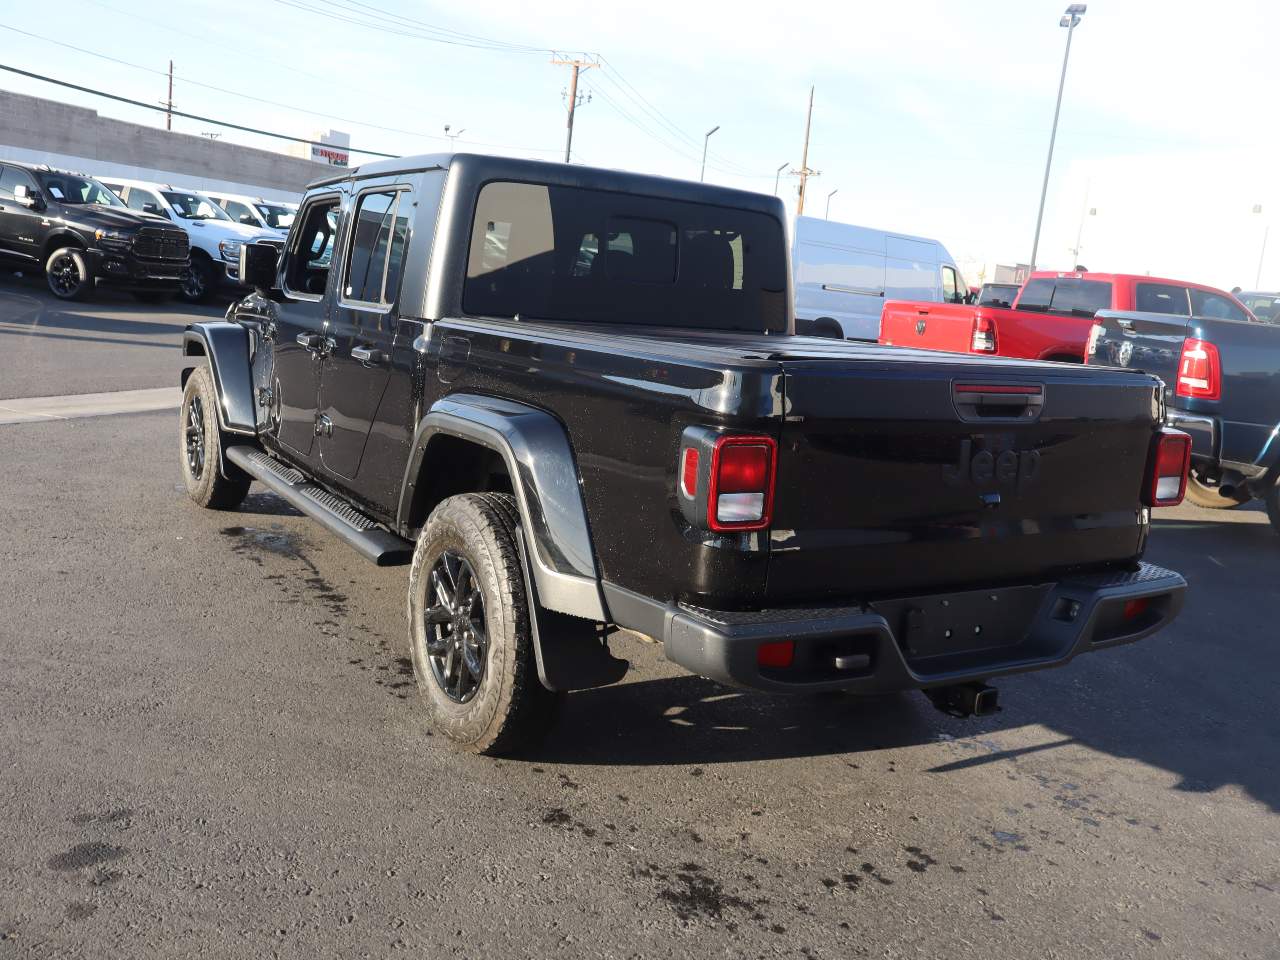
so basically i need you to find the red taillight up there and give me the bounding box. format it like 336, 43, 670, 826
1145, 428, 1191, 507
757, 640, 794, 668
708, 435, 777, 532
1176, 338, 1220, 400
680, 447, 699, 499
971, 315, 996, 353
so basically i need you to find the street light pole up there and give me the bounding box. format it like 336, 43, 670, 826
1030, 4, 1087, 272
700, 126, 720, 182
774, 161, 788, 196
1255, 205, 1268, 288
825, 188, 838, 219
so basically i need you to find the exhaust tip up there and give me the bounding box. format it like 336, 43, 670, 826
925, 681, 1000, 718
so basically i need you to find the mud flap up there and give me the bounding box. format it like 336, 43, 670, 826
515, 528, 628, 692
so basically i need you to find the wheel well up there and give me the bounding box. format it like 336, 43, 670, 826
189, 247, 214, 263
40, 233, 85, 265
796, 316, 844, 339
1042, 353, 1083, 364
180, 340, 208, 387
406, 436, 513, 532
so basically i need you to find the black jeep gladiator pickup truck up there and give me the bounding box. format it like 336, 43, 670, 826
0, 160, 189, 301
1088, 308, 1280, 527
179, 153, 1189, 755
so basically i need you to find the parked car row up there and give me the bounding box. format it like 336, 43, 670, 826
0, 158, 296, 303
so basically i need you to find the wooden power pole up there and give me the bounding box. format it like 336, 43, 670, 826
791, 86, 820, 215
165, 60, 174, 131
551, 54, 597, 163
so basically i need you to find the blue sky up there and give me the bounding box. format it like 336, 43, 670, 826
2, 0, 1276, 288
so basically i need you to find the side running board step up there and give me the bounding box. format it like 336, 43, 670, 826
226, 446, 413, 566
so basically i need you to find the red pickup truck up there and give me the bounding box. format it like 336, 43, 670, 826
880, 271, 1254, 361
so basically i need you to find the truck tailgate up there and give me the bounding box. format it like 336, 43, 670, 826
1089, 310, 1187, 395
768, 354, 1160, 602
880, 301, 975, 353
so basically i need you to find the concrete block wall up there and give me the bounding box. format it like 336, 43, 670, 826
0, 89, 344, 202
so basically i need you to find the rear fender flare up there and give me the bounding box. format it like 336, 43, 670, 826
398, 393, 606, 622
181, 321, 257, 436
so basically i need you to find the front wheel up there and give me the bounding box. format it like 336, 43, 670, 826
46, 247, 92, 300
1184, 468, 1251, 509
179, 255, 216, 304
179, 365, 250, 510
407, 493, 559, 755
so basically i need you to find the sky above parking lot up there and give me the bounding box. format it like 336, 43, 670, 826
3, 0, 1277, 289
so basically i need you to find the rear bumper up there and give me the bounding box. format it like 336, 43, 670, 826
1168, 411, 1216, 460
660, 562, 1185, 694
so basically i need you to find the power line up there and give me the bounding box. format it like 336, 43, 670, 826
267, 0, 550, 53
0, 25, 563, 155
0, 62, 400, 159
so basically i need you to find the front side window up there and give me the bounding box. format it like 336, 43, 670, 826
463, 180, 787, 331
342, 188, 411, 305
285, 197, 341, 297
162, 192, 229, 221
125, 188, 163, 214
1190, 289, 1248, 322
0, 166, 37, 199
1135, 283, 1190, 316
223, 199, 258, 225
256, 203, 295, 229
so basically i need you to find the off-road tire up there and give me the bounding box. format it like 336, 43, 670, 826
179, 365, 251, 510
1184, 469, 1251, 510
45, 246, 91, 301
407, 492, 559, 755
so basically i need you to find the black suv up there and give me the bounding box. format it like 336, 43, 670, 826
0, 160, 190, 301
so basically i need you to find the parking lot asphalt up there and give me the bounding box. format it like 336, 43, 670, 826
1, 281, 1277, 959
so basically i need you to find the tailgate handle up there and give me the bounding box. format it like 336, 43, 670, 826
1115, 317, 1134, 330
952, 382, 1044, 422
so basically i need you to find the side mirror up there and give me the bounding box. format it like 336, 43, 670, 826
239, 213, 256, 225
142, 202, 162, 216
240, 241, 280, 293
13, 184, 44, 210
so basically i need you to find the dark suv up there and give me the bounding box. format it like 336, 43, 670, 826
0, 160, 190, 301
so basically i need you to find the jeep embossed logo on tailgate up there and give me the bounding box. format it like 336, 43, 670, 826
943, 439, 1040, 491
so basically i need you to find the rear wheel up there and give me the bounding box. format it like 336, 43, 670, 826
407, 493, 559, 755
46, 246, 91, 301
179, 365, 251, 510
1184, 468, 1250, 509
1266, 482, 1280, 533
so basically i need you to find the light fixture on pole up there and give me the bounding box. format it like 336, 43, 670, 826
1029, 3, 1086, 272
825, 188, 838, 220
444, 124, 466, 146
774, 161, 788, 197
1255, 204, 1268, 288
700, 125, 720, 182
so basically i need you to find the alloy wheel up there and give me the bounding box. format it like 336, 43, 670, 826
423, 550, 488, 703
49, 253, 82, 296
185, 396, 206, 480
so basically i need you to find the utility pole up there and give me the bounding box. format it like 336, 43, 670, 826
165, 59, 174, 131
551, 53, 597, 163
790, 86, 819, 215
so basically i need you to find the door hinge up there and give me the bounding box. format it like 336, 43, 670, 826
257, 386, 274, 408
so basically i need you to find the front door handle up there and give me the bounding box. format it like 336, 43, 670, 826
296, 332, 322, 350
350, 345, 384, 365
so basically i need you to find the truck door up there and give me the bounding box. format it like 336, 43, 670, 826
0, 165, 44, 262
316, 180, 412, 482
270, 192, 343, 460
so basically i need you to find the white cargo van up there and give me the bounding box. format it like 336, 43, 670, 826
791, 215, 965, 340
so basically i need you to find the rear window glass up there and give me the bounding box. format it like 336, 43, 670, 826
463, 180, 787, 332
1017, 277, 1111, 316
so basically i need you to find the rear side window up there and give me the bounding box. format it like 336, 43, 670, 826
1017, 277, 1111, 316
1190, 289, 1248, 322
342, 188, 411, 306
1135, 283, 1191, 316
463, 180, 787, 332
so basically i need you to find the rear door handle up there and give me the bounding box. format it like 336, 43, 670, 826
350, 345, 383, 365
